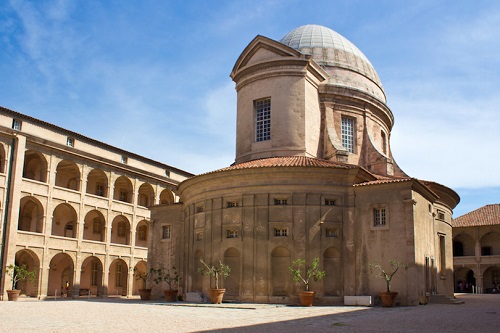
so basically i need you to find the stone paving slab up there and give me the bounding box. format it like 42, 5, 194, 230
0, 294, 499, 332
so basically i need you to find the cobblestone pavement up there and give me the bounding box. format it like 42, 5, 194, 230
0, 293, 499, 332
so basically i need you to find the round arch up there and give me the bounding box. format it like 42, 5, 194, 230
111, 215, 130, 245
482, 266, 500, 293
137, 182, 155, 207
55, 159, 81, 190
224, 248, 241, 296
135, 220, 149, 248
323, 247, 342, 296
83, 210, 106, 242
133, 260, 147, 294
47, 253, 74, 296
51, 203, 78, 238
160, 189, 174, 205
480, 232, 500, 256
18, 196, 44, 233
114, 176, 133, 203
454, 266, 475, 293
270, 246, 290, 296
0, 143, 6, 173
453, 233, 475, 256
80, 256, 103, 296
14, 249, 40, 297
108, 258, 128, 296
86, 168, 108, 197
23, 149, 47, 182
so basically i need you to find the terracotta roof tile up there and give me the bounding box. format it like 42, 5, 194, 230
453, 204, 500, 227
352, 178, 413, 186
201, 156, 357, 176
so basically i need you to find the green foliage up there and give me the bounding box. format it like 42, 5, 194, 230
134, 267, 160, 287
288, 258, 326, 291
5, 264, 36, 290
370, 259, 408, 292
157, 266, 181, 290
198, 259, 230, 289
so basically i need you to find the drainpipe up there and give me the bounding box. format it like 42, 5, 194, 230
0, 137, 17, 297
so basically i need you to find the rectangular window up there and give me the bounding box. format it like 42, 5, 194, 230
196, 232, 203, 241
91, 262, 98, 286
121, 156, 128, 164
226, 229, 238, 238
437, 211, 445, 220
162, 225, 171, 239
12, 119, 21, 131
324, 199, 336, 206
274, 228, 288, 237
255, 98, 271, 142
66, 137, 75, 147
325, 228, 338, 237
274, 199, 288, 205
116, 263, 123, 288
341, 116, 354, 153
117, 222, 126, 237
93, 218, 102, 234
119, 191, 127, 202
196, 206, 204, 213
373, 208, 386, 226
96, 184, 104, 196
227, 202, 239, 208
439, 234, 446, 276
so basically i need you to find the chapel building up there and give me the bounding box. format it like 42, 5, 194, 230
149, 25, 460, 306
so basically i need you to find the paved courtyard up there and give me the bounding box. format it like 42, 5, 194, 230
0, 293, 499, 332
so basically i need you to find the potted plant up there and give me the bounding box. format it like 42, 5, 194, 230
157, 266, 181, 302
5, 264, 36, 301
198, 259, 230, 304
134, 267, 159, 300
370, 259, 408, 307
288, 258, 326, 306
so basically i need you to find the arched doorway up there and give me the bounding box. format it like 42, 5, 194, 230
454, 267, 475, 293
114, 176, 133, 203
23, 150, 47, 182
14, 249, 40, 297
133, 261, 147, 295
224, 248, 241, 296
47, 253, 74, 296
159, 189, 174, 205
323, 247, 342, 296
80, 256, 103, 296
483, 266, 500, 293
137, 183, 155, 207
271, 247, 290, 296
108, 259, 128, 296
86, 168, 108, 197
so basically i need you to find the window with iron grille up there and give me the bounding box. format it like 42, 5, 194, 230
341, 116, 354, 153
373, 208, 386, 226
255, 99, 271, 142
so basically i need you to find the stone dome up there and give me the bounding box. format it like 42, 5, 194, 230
280, 24, 385, 101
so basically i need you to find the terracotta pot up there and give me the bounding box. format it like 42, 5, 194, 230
379, 291, 398, 307
164, 289, 178, 302
299, 291, 315, 306
138, 288, 152, 300
208, 288, 225, 304
7, 290, 21, 301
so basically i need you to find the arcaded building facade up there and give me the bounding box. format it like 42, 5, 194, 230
150, 25, 460, 306
453, 204, 500, 293
0, 107, 192, 300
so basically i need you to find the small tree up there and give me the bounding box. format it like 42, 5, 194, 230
370, 259, 408, 292
289, 258, 326, 291
5, 264, 36, 290
158, 266, 181, 290
133, 267, 160, 288
198, 259, 230, 289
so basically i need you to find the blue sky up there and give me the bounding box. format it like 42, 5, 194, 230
1, 0, 499, 217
